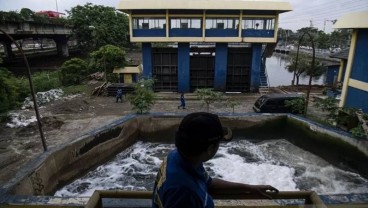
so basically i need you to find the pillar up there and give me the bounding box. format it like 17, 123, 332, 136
142, 43, 152, 78
2, 41, 14, 59
55, 37, 69, 57
178, 43, 190, 92
250, 43, 262, 92
214, 43, 228, 91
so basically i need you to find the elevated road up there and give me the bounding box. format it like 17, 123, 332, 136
0, 20, 72, 57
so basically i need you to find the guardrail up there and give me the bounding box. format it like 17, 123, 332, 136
85, 190, 327, 208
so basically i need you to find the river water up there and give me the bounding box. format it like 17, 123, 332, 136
266, 54, 325, 87
55, 140, 368, 197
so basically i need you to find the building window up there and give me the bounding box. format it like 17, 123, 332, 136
133, 17, 166, 29
242, 18, 275, 30
170, 18, 201, 29
205, 18, 239, 29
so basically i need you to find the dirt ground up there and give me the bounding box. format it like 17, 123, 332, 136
0, 85, 326, 186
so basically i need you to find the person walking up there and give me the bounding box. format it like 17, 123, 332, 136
116, 88, 123, 103
152, 112, 278, 208
178, 92, 186, 109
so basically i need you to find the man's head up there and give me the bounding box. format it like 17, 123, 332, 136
175, 112, 232, 158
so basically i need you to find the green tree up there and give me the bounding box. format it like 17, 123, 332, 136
225, 97, 240, 114
0, 68, 19, 113
127, 79, 157, 114
67, 3, 129, 52
195, 88, 223, 112
60, 58, 88, 86
90, 44, 126, 82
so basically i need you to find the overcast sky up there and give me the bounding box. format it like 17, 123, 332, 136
1, 0, 367, 33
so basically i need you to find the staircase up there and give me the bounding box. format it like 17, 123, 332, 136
259, 56, 270, 94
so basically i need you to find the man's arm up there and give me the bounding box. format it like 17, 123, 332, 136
208, 178, 278, 199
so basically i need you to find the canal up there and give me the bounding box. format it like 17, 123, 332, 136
266, 53, 325, 87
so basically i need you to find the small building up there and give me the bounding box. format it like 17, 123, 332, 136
330, 48, 349, 86
113, 65, 141, 83
333, 11, 368, 113
118, 0, 292, 92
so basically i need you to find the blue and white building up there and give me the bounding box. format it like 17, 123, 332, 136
118, 0, 292, 92
333, 12, 368, 113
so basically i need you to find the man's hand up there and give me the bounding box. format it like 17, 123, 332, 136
250, 185, 279, 199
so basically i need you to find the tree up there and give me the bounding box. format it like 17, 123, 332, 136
286, 53, 326, 85
90, 44, 126, 82
60, 58, 88, 86
67, 3, 129, 52
225, 97, 240, 114
195, 88, 223, 112
127, 79, 157, 114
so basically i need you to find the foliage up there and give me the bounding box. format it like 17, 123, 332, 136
90, 45, 126, 82
285, 97, 306, 115
225, 97, 240, 114
195, 88, 223, 112
60, 58, 88, 86
350, 125, 367, 138
127, 79, 157, 114
286, 52, 327, 85
32, 71, 61, 92
314, 97, 338, 118
61, 84, 88, 95
0, 10, 68, 25
67, 3, 129, 52
0, 68, 20, 113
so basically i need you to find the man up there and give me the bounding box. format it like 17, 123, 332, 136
116, 88, 123, 103
152, 112, 278, 208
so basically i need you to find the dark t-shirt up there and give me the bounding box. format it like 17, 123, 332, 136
152, 150, 214, 208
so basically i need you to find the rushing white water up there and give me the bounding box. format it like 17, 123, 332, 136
54, 139, 368, 197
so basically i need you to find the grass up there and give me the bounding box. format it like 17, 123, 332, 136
61, 84, 88, 96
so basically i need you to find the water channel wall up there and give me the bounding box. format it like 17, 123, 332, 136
3, 113, 368, 197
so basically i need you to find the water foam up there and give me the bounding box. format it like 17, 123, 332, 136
55, 140, 368, 197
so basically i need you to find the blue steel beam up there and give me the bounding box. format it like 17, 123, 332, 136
177, 43, 190, 92
214, 43, 228, 91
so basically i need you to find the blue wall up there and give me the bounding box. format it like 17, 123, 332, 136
142, 43, 152, 78
346, 87, 368, 113
251, 43, 262, 91
133, 29, 166, 37
242, 30, 274, 37
350, 29, 368, 83
170, 29, 202, 37
326, 65, 339, 86
214, 43, 228, 91
206, 29, 238, 37
178, 43, 190, 92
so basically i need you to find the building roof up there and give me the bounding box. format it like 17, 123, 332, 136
333, 11, 368, 29
330, 48, 349, 60
113, 66, 141, 74
118, 0, 292, 13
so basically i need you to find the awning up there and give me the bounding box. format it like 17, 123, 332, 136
113, 66, 141, 74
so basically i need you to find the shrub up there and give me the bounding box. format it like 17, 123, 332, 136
60, 58, 88, 86
195, 88, 223, 112
127, 79, 156, 114
285, 97, 306, 115
0, 68, 20, 113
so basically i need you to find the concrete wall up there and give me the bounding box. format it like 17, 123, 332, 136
4, 113, 368, 196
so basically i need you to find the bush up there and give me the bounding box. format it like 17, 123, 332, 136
285, 97, 306, 115
60, 58, 88, 86
0, 68, 20, 113
195, 88, 223, 112
127, 79, 156, 114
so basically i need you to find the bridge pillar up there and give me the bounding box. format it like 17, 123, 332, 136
2, 41, 14, 59
54, 37, 69, 57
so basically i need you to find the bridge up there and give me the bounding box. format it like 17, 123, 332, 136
0, 20, 72, 58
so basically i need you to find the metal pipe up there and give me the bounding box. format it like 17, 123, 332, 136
0, 29, 47, 152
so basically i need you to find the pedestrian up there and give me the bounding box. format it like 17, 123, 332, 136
116, 88, 123, 103
152, 112, 279, 208
178, 92, 186, 109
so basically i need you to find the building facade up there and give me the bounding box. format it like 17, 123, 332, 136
333, 12, 368, 113
118, 0, 292, 92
